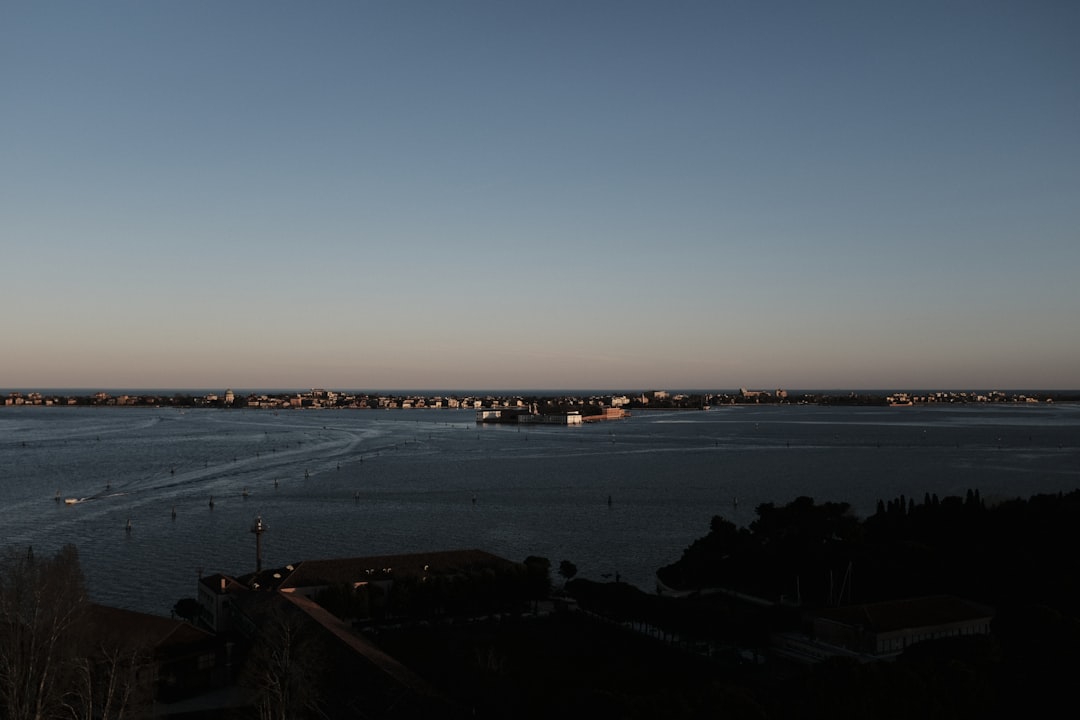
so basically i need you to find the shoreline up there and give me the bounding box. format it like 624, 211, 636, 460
5, 388, 1078, 411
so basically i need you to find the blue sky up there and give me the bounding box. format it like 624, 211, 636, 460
2, 1, 1078, 390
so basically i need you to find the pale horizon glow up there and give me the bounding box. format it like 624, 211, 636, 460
3, 1, 1078, 391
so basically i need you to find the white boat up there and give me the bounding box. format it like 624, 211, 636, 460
64, 498, 80, 505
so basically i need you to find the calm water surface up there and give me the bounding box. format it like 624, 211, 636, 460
1, 404, 1078, 614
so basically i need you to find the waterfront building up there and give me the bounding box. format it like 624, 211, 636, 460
774, 595, 994, 662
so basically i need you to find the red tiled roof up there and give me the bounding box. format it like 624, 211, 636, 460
85, 603, 213, 650
279, 592, 439, 697
274, 549, 514, 591
198, 572, 246, 595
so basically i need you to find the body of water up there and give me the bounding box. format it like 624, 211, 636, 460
2, 404, 1078, 615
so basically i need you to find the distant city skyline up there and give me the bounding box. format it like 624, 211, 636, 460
3, 2, 1078, 390
4, 386, 1076, 399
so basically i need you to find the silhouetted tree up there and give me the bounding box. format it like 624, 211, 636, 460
65, 638, 152, 720
172, 598, 200, 623
558, 561, 577, 588
0, 544, 88, 720
244, 601, 327, 720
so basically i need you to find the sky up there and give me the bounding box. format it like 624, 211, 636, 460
2, 1, 1078, 391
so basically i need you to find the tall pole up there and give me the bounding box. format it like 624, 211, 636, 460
250, 515, 266, 573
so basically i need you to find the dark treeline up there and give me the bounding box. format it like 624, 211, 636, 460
657, 489, 1080, 615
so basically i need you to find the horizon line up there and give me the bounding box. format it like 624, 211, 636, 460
6, 386, 1080, 395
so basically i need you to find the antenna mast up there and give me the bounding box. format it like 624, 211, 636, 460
250, 515, 267, 573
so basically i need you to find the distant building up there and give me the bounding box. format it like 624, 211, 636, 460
582, 407, 629, 422
192, 550, 495, 717
805, 595, 993, 657
196, 573, 249, 634
260, 549, 515, 599
195, 549, 519, 631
